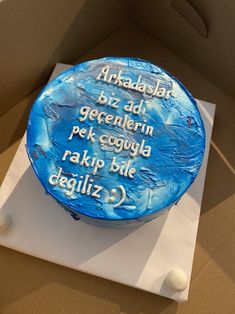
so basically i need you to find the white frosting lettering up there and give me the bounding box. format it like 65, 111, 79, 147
68, 125, 95, 143
48, 167, 102, 198
96, 66, 173, 99
62, 149, 104, 175
109, 157, 136, 178
47, 62, 170, 209
99, 134, 151, 158
79, 106, 153, 137
97, 90, 120, 109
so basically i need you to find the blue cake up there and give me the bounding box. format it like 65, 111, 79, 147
26, 57, 205, 227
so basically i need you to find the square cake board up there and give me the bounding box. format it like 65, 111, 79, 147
0, 63, 216, 303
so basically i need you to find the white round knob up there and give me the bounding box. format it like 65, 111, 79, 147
166, 268, 188, 292
0, 212, 11, 232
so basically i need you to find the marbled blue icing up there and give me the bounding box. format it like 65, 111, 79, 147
26, 57, 205, 225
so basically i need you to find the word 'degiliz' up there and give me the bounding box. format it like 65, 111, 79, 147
48, 167, 102, 198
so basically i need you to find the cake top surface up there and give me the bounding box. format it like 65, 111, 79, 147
26, 57, 205, 221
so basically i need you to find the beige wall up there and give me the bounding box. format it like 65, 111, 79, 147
1, 0, 235, 117
132, 0, 235, 98
0, 0, 129, 115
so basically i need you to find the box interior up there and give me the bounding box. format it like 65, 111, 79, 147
0, 1, 235, 312
1, 0, 235, 115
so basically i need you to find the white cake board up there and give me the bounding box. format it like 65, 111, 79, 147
0, 64, 216, 302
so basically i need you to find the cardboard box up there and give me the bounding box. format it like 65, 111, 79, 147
0, 1, 234, 312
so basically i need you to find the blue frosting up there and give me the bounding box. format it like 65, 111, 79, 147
26, 57, 205, 223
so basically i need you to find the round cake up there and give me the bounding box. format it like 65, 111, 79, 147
26, 57, 205, 227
